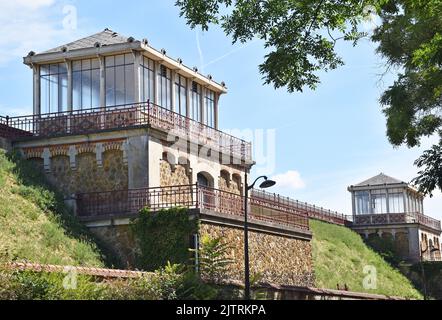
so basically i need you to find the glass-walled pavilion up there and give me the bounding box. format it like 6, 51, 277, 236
348, 173, 424, 216
25, 29, 226, 129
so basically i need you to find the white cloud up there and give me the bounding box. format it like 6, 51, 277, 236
8, 0, 55, 10
271, 170, 306, 191
0, 0, 82, 65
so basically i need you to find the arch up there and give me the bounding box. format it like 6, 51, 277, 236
395, 232, 409, 258
219, 170, 231, 191
231, 173, 242, 195
197, 172, 214, 188
162, 151, 176, 166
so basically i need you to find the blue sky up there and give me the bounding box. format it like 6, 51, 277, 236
0, 0, 440, 219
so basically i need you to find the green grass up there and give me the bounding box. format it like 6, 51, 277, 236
311, 219, 422, 299
0, 149, 105, 267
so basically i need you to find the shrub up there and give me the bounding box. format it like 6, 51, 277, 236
131, 207, 197, 271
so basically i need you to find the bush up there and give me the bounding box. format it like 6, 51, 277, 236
131, 207, 198, 271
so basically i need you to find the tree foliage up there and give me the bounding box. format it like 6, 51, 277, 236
176, 0, 374, 92
191, 234, 233, 284
131, 207, 197, 271
177, 0, 442, 195
412, 142, 442, 196
372, 0, 442, 195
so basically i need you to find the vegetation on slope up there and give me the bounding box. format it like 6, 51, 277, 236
0, 150, 104, 266
311, 219, 422, 299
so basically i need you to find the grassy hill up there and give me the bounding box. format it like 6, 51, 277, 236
0, 147, 423, 299
311, 219, 422, 299
0, 150, 105, 267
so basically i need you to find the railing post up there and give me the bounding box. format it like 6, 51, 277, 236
147, 99, 151, 126
195, 183, 199, 209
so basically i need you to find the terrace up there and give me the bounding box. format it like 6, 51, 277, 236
76, 184, 310, 231
353, 213, 441, 232
76, 184, 352, 231
0, 101, 252, 161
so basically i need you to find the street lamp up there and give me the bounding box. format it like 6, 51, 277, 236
420, 244, 440, 300
244, 173, 276, 300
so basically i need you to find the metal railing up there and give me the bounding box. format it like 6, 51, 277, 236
0, 102, 252, 161
0, 115, 33, 140
76, 184, 310, 230
352, 212, 441, 231
251, 189, 349, 226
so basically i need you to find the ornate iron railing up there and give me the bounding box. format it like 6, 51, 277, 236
76, 184, 310, 230
0, 116, 33, 140
0, 102, 252, 161
251, 189, 348, 226
353, 212, 441, 231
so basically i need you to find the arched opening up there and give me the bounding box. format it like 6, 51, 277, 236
162, 151, 176, 166
231, 173, 242, 195
197, 172, 213, 187
197, 172, 215, 209
219, 170, 230, 192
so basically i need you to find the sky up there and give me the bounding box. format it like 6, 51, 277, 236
0, 0, 440, 219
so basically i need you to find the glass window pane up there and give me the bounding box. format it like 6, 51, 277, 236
115, 54, 124, 66
115, 65, 125, 105
81, 70, 92, 108
50, 64, 58, 74
91, 58, 100, 69
105, 67, 115, 107
40, 75, 50, 114
125, 64, 134, 104
105, 56, 114, 67
40, 65, 50, 76
372, 194, 387, 214
49, 74, 58, 113
82, 59, 91, 70
72, 61, 82, 71
73, 71, 82, 110
125, 53, 134, 64
59, 73, 68, 112
59, 63, 67, 74
355, 191, 369, 215
92, 69, 100, 108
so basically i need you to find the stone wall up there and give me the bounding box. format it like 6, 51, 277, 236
89, 224, 137, 269
218, 172, 241, 195
160, 160, 191, 187
200, 223, 314, 286
30, 150, 127, 195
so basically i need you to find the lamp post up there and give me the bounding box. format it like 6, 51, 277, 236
420, 244, 440, 300
244, 173, 276, 300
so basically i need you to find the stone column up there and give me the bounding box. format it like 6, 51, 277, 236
33, 65, 41, 116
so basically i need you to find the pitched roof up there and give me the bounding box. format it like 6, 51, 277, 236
42, 29, 132, 54
355, 173, 406, 187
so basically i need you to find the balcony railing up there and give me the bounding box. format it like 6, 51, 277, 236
252, 189, 348, 226
0, 116, 33, 140
0, 102, 252, 161
353, 212, 441, 231
76, 184, 310, 231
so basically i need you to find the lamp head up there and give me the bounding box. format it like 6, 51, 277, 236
259, 177, 276, 189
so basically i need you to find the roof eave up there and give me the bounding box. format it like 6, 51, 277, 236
23, 41, 143, 65
140, 43, 227, 94
23, 41, 227, 95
